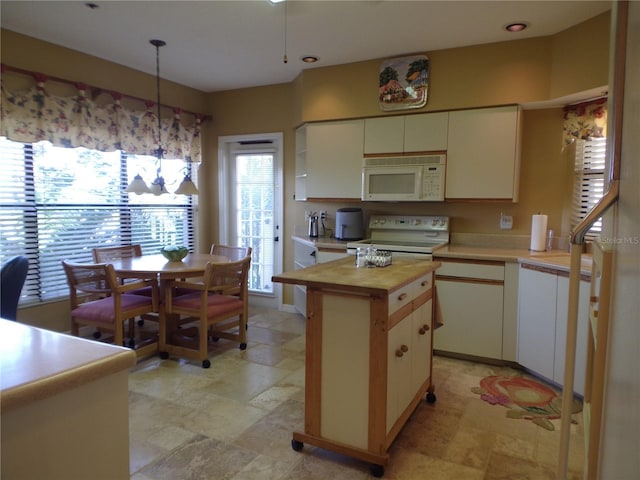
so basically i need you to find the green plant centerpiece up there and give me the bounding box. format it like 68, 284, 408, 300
160, 245, 189, 262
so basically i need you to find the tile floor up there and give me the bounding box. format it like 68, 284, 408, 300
125, 307, 585, 480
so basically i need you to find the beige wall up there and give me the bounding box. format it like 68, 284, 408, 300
1, 8, 610, 324
550, 12, 611, 99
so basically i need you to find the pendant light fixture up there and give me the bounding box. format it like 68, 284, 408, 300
126, 39, 198, 196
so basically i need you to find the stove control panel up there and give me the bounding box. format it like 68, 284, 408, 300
369, 215, 449, 232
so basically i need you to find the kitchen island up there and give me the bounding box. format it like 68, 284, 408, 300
272, 256, 440, 477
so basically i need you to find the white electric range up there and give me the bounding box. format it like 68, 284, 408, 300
346, 215, 449, 260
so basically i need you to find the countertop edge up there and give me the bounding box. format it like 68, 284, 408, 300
1, 342, 136, 413
292, 234, 349, 250
434, 246, 592, 275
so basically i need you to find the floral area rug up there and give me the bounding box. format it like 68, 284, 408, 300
471, 375, 582, 431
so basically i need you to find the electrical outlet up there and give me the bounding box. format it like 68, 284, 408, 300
319, 210, 327, 220
500, 213, 513, 230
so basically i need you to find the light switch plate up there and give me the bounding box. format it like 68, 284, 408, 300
500, 214, 513, 230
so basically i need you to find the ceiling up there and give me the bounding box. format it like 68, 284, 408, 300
1, 1, 611, 93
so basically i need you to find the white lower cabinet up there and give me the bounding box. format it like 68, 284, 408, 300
434, 260, 505, 359
517, 265, 589, 395
293, 239, 316, 315
386, 313, 413, 432
517, 267, 557, 380
316, 247, 348, 264
387, 294, 433, 433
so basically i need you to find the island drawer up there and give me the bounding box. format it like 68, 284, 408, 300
388, 272, 433, 315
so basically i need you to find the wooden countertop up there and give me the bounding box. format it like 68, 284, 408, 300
273, 256, 440, 294
0, 319, 136, 413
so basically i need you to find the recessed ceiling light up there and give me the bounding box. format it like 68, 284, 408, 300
505, 22, 528, 33
301, 56, 319, 63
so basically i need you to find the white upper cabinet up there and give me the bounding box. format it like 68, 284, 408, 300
364, 116, 404, 154
403, 112, 449, 152
364, 112, 448, 154
301, 119, 365, 200
445, 105, 522, 201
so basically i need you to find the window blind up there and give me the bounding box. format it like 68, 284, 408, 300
572, 138, 607, 239
0, 137, 195, 304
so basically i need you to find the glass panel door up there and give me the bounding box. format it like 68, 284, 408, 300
232, 152, 274, 294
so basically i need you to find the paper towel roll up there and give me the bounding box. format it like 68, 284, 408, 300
530, 214, 548, 251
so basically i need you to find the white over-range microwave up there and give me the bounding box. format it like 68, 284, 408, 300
362, 154, 446, 201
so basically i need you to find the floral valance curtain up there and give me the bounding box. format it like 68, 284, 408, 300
562, 98, 607, 148
0, 79, 202, 162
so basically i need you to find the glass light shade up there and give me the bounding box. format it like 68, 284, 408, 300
125, 174, 152, 195
150, 176, 169, 195
174, 175, 199, 195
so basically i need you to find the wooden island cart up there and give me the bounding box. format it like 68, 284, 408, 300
272, 256, 440, 477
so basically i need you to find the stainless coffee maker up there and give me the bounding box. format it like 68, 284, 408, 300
308, 213, 319, 237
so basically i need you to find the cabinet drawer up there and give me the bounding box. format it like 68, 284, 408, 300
388, 272, 433, 315
437, 261, 504, 281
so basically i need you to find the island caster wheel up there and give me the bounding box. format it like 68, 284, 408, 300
202, 359, 211, 369
212, 337, 220, 342
93, 330, 101, 339
370, 464, 384, 478
138, 319, 145, 326
291, 439, 304, 452
159, 351, 169, 360
239, 342, 247, 350
128, 338, 136, 348
426, 391, 437, 404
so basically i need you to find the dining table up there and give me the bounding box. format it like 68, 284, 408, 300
108, 253, 229, 281
107, 252, 231, 357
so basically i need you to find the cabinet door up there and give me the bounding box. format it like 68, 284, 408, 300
306, 120, 365, 199
434, 279, 504, 359
404, 112, 448, 152
386, 315, 412, 433
364, 116, 404, 154
293, 239, 316, 315
316, 249, 348, 264
554, 277, 590, 395
517, 267, 557, 379
411, 298, 433, 394
445, 106, 521, 200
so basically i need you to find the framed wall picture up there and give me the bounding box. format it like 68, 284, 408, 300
378, 55, 429, 111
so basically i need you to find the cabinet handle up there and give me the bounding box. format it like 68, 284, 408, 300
421, 280, 429, 287
395, 344, 409, 358
397, 292, 408, 301
419, 324, 430, 335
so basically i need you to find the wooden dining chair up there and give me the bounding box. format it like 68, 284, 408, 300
92, 244, 158, 339
210, 244, 252, 262
62, 260, 158, 349
92, 244, 143, 262
159, 256, 251, 368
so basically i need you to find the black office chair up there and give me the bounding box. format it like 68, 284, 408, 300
1, 256, 29, 320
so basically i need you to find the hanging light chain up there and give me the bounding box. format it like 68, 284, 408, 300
283, 2, 288, 64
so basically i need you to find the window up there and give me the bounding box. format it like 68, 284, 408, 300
0, 138, 196, 304
572, 138, 607, 238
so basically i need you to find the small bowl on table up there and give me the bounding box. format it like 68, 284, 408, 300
160, 246, 189, 262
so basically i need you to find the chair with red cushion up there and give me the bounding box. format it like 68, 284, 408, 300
92, 244, 155, 296
61, 260, 158, 349
159, 256, 250, 368
209, 244, 251, 262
